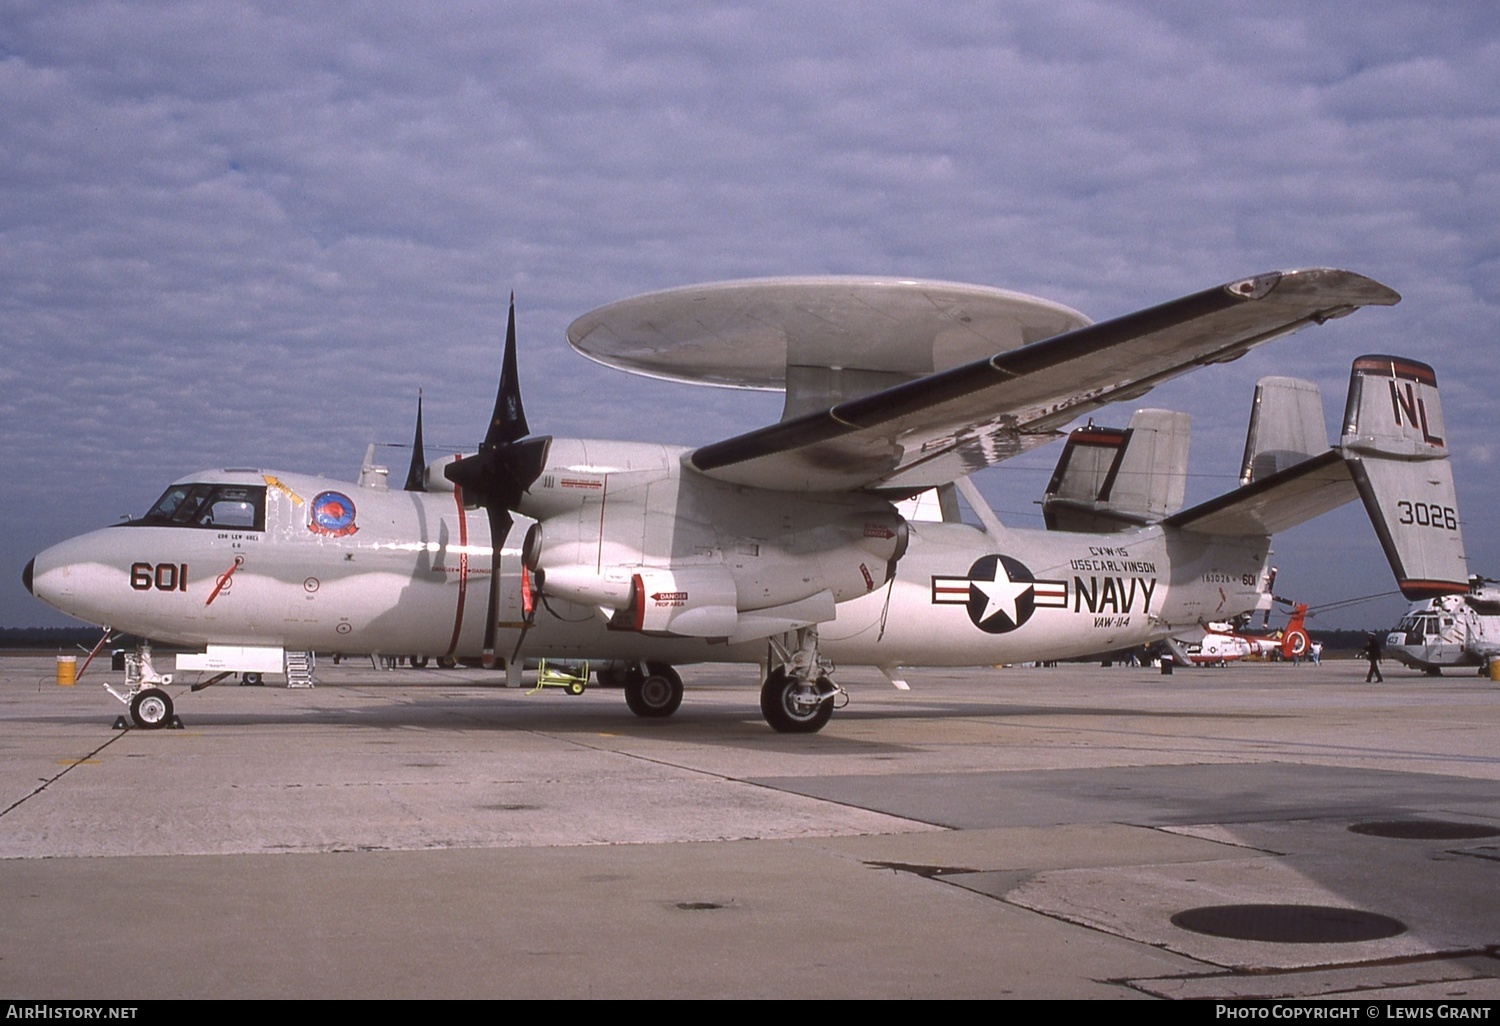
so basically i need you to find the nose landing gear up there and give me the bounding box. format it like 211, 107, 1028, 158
102, 642, 183, 730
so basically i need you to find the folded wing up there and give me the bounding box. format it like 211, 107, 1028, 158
687, 269, 1399, 492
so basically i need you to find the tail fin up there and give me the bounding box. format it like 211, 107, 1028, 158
1339, 355, 1468, 599
1240, 377, 1327, 484
1043, 409, 1189, 532
1163, 373, 1357, 537
1164, 355, 1468, 601
1279, 603, 1310, 660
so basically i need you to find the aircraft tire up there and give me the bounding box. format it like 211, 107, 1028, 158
130, 688, 174, 730
625, 665, 683, 718
410, 655, 429, 669
760, 671, 834, 734
437, 657, 458, 669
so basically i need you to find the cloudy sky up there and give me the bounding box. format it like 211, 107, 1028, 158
4, 1, 1497, 632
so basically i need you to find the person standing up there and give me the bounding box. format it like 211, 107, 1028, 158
1364, 633, 1384, 683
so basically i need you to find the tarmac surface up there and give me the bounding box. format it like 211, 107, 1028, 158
2, 653, 1498, 999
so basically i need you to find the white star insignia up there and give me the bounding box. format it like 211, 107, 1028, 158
971, 561, 1033, 626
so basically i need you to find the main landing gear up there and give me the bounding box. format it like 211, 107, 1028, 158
760, 626, 844, 734
760, 669, 835, 733
597, 627, 845, 733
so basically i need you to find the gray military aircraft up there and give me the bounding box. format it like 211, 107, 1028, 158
24, 269, 1470, 732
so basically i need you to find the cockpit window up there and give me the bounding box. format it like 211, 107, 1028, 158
128, 484, 267, 531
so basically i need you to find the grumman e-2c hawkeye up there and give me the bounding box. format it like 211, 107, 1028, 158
24, 269, 1470, 732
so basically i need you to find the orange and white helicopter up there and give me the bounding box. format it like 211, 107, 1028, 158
1172, 600, 1314, 666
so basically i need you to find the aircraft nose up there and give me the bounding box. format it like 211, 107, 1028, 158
22, 557, 34, 596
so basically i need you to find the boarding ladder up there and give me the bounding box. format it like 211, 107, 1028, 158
285, 650, 316, 689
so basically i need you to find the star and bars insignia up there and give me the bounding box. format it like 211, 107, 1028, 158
931, 554, 1068, 634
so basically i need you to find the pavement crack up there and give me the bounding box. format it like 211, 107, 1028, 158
0, 728, 132, 819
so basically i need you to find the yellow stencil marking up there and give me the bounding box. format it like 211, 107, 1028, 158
263, 474, 304, 506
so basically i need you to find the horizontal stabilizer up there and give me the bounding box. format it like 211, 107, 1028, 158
1163, 449, 1357, 536
1340, 355, 1467, 599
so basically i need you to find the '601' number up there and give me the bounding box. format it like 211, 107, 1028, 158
131, 562, 187, 591
1396, 501, 1458, 530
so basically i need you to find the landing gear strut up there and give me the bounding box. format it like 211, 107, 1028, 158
761, 626, 843, 734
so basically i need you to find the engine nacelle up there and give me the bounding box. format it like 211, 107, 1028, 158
802, 511, 909, 602
520, 455, 910, 639
421, 454, 462, 494
536, 564, 739, 638
536, 564, 635, 608
627, 566, 739, 637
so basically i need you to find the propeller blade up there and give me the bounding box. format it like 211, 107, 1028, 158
481, 505, 513, 668
443, 292, 551, 670
403, 390, 426, 492
484, 294, 529, 448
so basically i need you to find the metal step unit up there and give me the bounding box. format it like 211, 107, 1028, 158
285, 650, 315, 689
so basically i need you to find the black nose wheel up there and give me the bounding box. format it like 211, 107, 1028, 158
129, 688, 174, 730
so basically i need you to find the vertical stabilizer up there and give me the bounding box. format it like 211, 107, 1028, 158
1043, 409, 1189, 531
1112, 409, 1190, 518
1240, 377, 1326, 484
1339, 355, 1467, 599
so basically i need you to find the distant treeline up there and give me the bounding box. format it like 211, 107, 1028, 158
1, 626, 1386, 652
0, 627, 143, 650
1313, 628, 1391, 652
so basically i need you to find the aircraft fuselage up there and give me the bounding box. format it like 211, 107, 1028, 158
27, 445, 1273, 668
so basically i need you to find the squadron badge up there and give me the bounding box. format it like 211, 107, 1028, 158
309, 491, 359, 537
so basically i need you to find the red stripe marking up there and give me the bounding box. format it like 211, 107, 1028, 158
1399, 579, 1467, 599
1354, 357, 1437, 385
1070, 431, 1127, 447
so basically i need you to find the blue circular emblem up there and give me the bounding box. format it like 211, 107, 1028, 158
310, 491, 358, 536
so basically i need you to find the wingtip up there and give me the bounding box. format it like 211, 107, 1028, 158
1255, 268, 1402, 307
